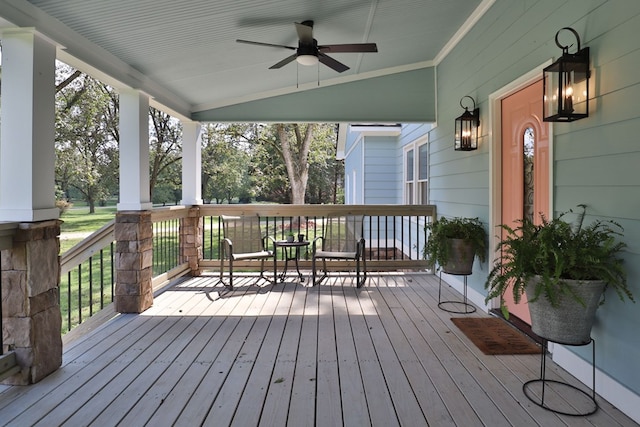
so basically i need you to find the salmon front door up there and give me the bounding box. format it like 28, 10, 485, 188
500, 79, 549, 324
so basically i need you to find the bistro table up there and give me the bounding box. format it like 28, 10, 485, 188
275, 240, 310, 283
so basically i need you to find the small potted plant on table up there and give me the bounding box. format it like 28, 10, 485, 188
484, 205, 634, 344
424, 216, 487, 275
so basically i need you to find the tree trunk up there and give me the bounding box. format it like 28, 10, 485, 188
276, 123, 314, 205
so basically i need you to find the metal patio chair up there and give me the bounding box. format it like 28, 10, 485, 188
311, 215, 367, 287
220, 214, 276, 290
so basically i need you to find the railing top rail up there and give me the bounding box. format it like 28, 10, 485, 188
60, 220, 115, 275
198, 204, 436, 218
149, 205, 192, 222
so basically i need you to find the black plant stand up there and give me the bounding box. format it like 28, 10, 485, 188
523, 337, 598, 416
438, 271, 476, 314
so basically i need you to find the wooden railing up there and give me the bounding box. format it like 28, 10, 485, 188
58, 208, 192, 333
199, 204, 436, 272
58, 204, 436, 333
59, 221, 116, 333
149, 207, 192, 289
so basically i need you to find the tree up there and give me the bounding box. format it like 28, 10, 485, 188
201, 124, 254, 203
251, 125, 290, 203
55, 68, 119, 213
305, 124, 344, 204
254, 123, 339, 204
276, 123, 314, 205
149, 108, 182, 203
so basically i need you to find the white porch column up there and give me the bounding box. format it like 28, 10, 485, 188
0, 29, 58, 222
180, 121, 203, 205
117, 89, 152, 211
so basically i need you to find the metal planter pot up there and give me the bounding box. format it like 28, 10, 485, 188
525, 276, 605, 345
442, 238, 475, 275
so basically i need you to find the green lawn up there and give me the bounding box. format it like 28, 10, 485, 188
59, 206, 117, 254
60, 206, 117, 233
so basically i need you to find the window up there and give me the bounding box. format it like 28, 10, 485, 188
404, 137, 429, 204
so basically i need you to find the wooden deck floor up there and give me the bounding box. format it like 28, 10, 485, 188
0, 273, 637, 426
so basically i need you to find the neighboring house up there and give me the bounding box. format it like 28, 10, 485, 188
342, 123, 433, 207
342, 124, 432, 261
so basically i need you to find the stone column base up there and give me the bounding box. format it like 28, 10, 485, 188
180, 207, 203, 276
115, 211, 153, 313
1, 220, 62, 385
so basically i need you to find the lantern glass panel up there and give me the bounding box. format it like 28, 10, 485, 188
454, 109, 478, 151
543, 48, 589, 122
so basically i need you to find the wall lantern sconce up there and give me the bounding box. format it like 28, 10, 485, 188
454, 96, 480, 151
543, 27, 590, 122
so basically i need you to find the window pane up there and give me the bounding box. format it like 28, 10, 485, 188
523, 127, 534, 222
419, 181, 428, 204
406, 182, 414, 204
418, 144, 428, 180
406, 149, 414, 181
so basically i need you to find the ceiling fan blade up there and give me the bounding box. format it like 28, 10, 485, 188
318, 52, 349, 73
236, 39, 296, 50
319, 43, 378, 53
269, 54, 298, 69
295, 21, 314, 44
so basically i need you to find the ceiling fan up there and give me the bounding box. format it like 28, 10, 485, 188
236, 20, 378, 73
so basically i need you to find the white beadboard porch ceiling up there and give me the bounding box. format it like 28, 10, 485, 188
0, 0, 488, 120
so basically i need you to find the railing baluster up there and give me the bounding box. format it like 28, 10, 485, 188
217, 217, 222, 259
404, 216, 408, 260
89, 256, 93, 317
110, 242, 115, 300
67, 271, 72, 332
77, 264, 82, 326
100, 249, 105, 309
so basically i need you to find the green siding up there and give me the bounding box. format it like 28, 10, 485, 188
193, 68, 436, 123
431, 0, 640, 396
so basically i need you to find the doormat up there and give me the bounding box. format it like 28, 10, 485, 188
451, 317, 542, 355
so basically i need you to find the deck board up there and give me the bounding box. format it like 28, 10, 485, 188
343, 281, 399, 427
229, 281, 295, 427
60, 297, 206, 426
332, 282, 371, 427
0, 272, 637, 427
257, 282, 305, 427
358, 280, 428, 426
315, 284, 342, 427
203, 281, 286, 426
404, 280, 525, 424
286, 277, 319, 427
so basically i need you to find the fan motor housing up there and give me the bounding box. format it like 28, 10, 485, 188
298, 39, 318, 56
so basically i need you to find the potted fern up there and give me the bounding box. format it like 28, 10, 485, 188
484, 205, 634, 344
424, 216, 487, 275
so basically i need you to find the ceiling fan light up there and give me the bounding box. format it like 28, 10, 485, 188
296, 54, 318, 66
